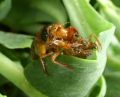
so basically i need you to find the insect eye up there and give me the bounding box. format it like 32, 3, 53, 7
40, 27, 48, 42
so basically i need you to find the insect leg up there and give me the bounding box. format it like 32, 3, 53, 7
51, 51, 73, 71
39, 57, 49, 75
41, 52, 53, 58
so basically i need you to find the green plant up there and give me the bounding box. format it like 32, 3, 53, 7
0, 0, 119, 97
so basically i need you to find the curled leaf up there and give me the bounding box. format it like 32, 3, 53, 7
24, 0, 115, 97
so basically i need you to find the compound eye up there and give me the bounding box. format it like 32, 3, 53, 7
40, 27, 48, 42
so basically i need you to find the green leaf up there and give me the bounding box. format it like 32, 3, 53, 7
0, 31, 33, 49
19, 24, 45, 34
2, 0, 67, 32
0, 75, 8, 86
0, 93, 7, 97
24, 0, 115, 97
89, 76, 106, 97
103, 36, 120, 97
98, 0, 120, 42
104, 71, 120, 97
111, 0, 120, 7
28, 0, 67, 24
0, 0, 11, 20
105, 36, 120, 74
104, 68, 120, 97
63, 0, 112, 37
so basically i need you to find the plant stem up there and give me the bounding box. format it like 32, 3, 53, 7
0, 52, 47, 97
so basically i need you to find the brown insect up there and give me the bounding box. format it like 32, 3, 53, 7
64, 33, 101, 58
31, 23, 100, 74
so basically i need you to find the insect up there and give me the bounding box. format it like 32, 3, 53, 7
64, 38, 97, 58
31, 23, 100, 74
